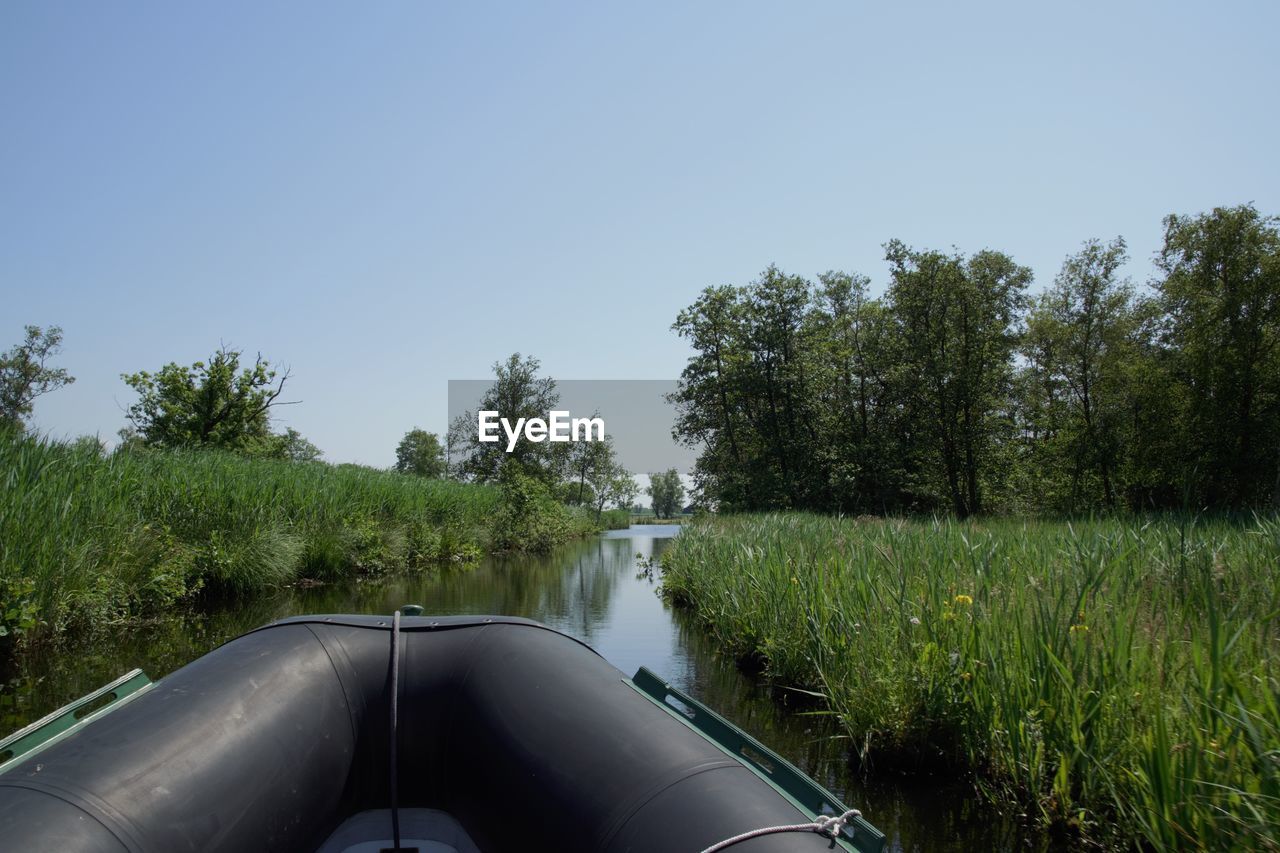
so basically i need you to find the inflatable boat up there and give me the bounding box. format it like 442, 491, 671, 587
0, 612, 885, 852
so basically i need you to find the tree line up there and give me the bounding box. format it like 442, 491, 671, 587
671, 204, 1280, 515
445, 353, 640, 519
0, 338, 656, 519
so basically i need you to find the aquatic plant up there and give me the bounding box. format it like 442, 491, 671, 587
660, 512, 1280, 850
0, 431, 595, 648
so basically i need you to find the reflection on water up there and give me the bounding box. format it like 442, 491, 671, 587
0, 525, 1054, 851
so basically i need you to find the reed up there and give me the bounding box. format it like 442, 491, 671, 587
601, 509, 632, 530
660, 513, 1280, 850
0, 431, 587, 647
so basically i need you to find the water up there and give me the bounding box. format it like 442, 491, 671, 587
1, 526, 1054, 851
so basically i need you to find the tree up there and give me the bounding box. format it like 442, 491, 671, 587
671, 267, 909, 514
609, 473, 639, 513
121, 346, 293, 451
446, 353, 561, 484
647, 469, 685, 518
670, 267, 823, 511
557, 480, 596, 506
1018, 238, 1138, 509
579, 436, 634, 521
554, 428, 636, 519
1153, 204, 1280, 507
885, 241, 1030, 516
395, 428, 446, 478
664, 206, 1277, 514
0, 325, 75, 432
810, 271, 904, 511
273, 427, 323, 463
671, 285, 753, 509
563, 408, 606, 504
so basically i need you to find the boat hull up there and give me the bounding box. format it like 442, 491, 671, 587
0, 615, 877, 852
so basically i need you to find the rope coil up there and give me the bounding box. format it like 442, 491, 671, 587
698, 808, 862, 853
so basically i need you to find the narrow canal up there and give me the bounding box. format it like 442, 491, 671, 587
1, 526, 1055, 851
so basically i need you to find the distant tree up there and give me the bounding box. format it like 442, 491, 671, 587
0, 325, 75, 432
395, 428, 446, 478
671, 285, 752, 509
272, 427, 323, 463
557, 479, 596, 506
1018, 238, 1138, 509
446, 353, 561, 484
647, 469, 685, 519
72, 434, 107, 457
670, 268, 822, 511
885, 241, 1031, 516
563, 409, 605, 503
810, 271, 904, 511
114, 425, 147, 454
122, 346, 293, 451
1153, 204, 1280, 507
580, 436, 634, 521
609, 473, 639, 512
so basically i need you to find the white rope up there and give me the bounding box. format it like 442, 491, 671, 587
698, 808, 862, 853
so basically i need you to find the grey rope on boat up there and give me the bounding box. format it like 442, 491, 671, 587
698, 808, 862, 853
389, 608, 402, 851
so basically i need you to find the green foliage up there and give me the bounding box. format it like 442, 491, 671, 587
1153, 204, 1280, 507
646, 468, 685, 518
1017, 238, 1140, 511
671, 269, 824, 510
563, 432, 635, 521
489, 464, 598, 553
558, 479, 596, 506
0, 430, 547, 646
600, 508, 631, 529
661, 513, 1280, 850
0, 577, 39, 640
671, 254, 1029, 516
809, 271, 904, 512
672, 204, 1280, 515
447, 353, 561, 484
604, 471, 638, 514
885, 242, 1031, 516
394, 428, 446, 478
122, 346, 291, 452
0, 325, 75, 432
267, 427, 323, 463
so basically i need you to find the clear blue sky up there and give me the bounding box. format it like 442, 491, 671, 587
4, 2, 1276, 466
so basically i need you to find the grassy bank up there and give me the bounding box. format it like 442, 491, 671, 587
601, 508, 632, 529
629, 514, 690, 525
1, 432, 598, 647
660, 513, 1280, 850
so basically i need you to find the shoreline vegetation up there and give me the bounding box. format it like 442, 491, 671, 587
659, 513, 1280, 850
0, 430, 619, 653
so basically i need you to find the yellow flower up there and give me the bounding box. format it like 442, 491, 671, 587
1070, 624, 1088, 636
790, 576, 798, 584
942, 610, 956, 622
954, 594, 973, 606
961, 671, 972, 681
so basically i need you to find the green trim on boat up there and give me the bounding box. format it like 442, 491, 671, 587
0, 668, 152, 774
628, 666, 887, 853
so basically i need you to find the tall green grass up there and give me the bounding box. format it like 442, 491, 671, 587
1, 432, 593, 646
660, 513, 1280, 850
601, 508, 632, 530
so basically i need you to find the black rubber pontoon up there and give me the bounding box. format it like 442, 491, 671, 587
0, 615, 883, 852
